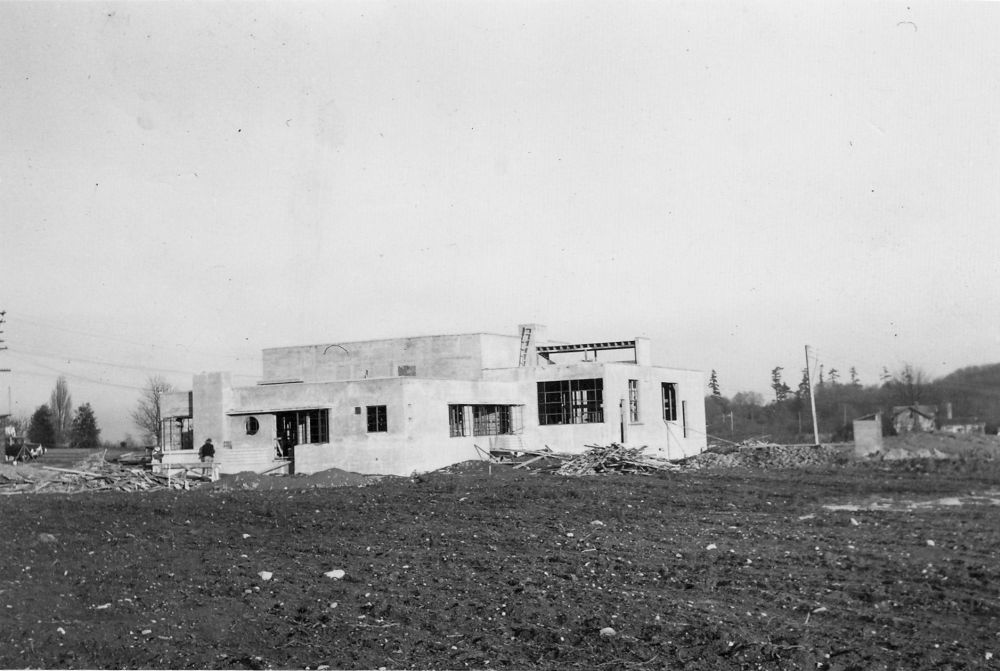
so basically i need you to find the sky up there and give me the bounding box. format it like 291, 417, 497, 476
2, 1, 999, 442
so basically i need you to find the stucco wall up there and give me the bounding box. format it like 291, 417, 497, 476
261, 333, 517, 383
160, 391, 192, 419
485, 362, 707, 458
193, 372, 231, 451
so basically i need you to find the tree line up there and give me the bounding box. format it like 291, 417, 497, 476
705, 362, 1000, 444
5, 376, 103, 448
0, 374, 174, 451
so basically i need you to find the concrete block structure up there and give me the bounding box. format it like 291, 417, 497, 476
159, 325, 707, 476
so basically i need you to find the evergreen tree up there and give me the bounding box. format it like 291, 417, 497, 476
708, 370, 721, 397
849, 367, 860, 387
828, 368, 839, 385
771, 367, 790, 402
797, 369, 811, 399
49, 376, 73, 446
69, 403, 101, 449
28, 405, 56, 445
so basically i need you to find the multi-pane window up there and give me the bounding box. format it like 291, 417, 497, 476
448, 404, 466, 437
662, 383, 678, 421
367, 405, 387, 433
473, 405, 512, 436
449, 405, 521, 437
537, 378, 604, 425
276, 409, 329, 445
628, 379, 640, 422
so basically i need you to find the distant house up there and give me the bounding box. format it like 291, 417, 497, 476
938, 418, 986, 434
891, 405, 937, 434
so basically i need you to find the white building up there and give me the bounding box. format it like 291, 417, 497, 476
159, 325, 706, 476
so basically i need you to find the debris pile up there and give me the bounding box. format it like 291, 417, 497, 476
556, 443, 677, 476
675, 442, 845, 470
484, 443, 678, 476
0, 460, 209, 495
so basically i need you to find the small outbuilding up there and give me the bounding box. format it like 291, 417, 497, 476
891, 405, 937, 434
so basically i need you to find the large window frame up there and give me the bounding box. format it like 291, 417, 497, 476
662, 383, 678, 422
367, 405, 387, 433
628, 379, 640, 422
537, 378, 604, 426
449, 404, 522, 437
276, 409, 329, 445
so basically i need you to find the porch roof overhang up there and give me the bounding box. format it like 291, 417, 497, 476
226, 406, 325, 416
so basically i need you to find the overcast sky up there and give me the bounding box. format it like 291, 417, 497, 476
2, 2, 998, 442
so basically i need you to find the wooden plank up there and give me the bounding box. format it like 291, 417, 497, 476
513, 455, 548, 470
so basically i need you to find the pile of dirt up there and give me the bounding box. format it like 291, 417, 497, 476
210, 468, 384, 491
881, 432, 1000, 460
676, 443, 848, 470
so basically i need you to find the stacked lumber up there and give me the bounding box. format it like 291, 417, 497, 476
556, 443, 678, 476
0, 461, 209, 495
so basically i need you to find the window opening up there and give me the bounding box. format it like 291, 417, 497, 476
245, 417, 259, 435
662, 383, 678, 422
448, 404, 466, 437
628, 379, 639, 422
367, 405, 387, 433
473, 405, 512, 436
275, 409, 329, 447
537, 378, 604, 425
449, 404, 521, 436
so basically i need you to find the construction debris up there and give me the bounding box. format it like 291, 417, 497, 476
0, 458, 211, 495
556, 443, 676, 476
486, 443, 679, 476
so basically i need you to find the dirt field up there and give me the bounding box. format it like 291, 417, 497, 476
1, 436, 999, 670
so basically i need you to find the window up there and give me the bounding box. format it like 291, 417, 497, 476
473, 405, 512, 436
275, 409, 329, 445
367, 405, 387, 432
397, 365, 416, 377
449, 405, 522, 437
628, 379, 639, 422
449, 405, 466, 437
662, 383, 677, 421
537, 378, 604, 425
245, 417, 259, 435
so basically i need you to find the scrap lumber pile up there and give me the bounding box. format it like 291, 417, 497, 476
0, 460, 209, 495
556, 443, 678, 476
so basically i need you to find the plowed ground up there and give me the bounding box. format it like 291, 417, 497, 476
1, 455, 999, 670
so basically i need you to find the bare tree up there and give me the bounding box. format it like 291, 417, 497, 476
131, 376, 173, 446
891, 363, 930, 405
49, 375, 72, 446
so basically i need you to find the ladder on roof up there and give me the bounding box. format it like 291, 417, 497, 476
518, 326, 532, 366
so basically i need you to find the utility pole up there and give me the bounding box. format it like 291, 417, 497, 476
805, 345, 820, 446
0, 311, 9, 420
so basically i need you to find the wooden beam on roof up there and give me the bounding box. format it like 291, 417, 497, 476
535, 340, 636, 355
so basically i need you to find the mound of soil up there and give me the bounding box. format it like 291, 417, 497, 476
211, 468, 384, 491
677, 443, 849, 470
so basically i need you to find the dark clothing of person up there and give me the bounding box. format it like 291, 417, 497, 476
199, 440, 215, 460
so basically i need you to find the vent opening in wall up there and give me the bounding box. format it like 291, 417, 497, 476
245, 417, 259, 435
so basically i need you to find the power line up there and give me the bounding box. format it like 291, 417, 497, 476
5, 353, 147, 391
8, 346, 258, 378
7, 312, 259, 363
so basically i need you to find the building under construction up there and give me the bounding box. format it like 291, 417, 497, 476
158, 324, 706, 476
